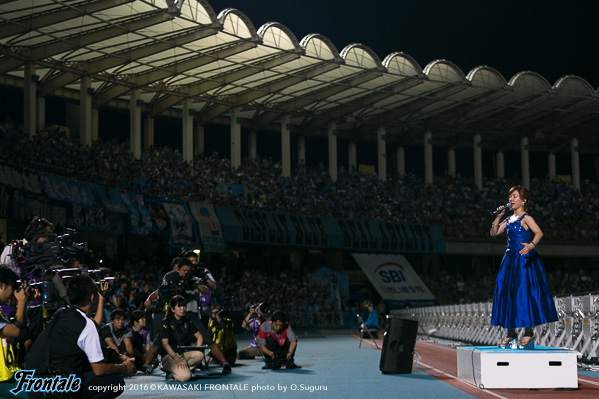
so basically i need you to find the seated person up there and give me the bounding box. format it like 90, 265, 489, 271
360, 302, 379, 338
237, 303, 268, 360
257, 311, 300, 370
128, 310, 151, 370
206, 307, 237, 366
100, 309, 134, 358
159, 295, 206, 382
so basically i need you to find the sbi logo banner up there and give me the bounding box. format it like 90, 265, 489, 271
375, 262, 407, 283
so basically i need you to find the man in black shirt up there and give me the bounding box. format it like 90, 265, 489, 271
99, 309, 133, 357
26, 274, 135, 399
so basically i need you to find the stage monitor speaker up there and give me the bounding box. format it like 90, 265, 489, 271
379, 316, 418, 374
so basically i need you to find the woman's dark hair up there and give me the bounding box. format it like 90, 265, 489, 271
169, 295, 187, 311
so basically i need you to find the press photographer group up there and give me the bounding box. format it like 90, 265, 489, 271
0, 216, 300, 399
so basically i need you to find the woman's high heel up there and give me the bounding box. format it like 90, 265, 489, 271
517, 335, 536, 350
498, 337, 517, 349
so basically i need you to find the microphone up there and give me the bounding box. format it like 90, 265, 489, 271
493, 203, 512, 214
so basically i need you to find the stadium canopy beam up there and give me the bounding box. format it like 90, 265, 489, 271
95, 40, 256, 107
0, 0, 135, 40
42, 25, 220, 96
464, 94, 553, 132
418, 90, 512, 132
252, 70, 383, 130
302, 76, 426, 131
502, 97, 597, 130
200, 61, 341, 124
151, 51, 301, 115
0, 10, 174, 75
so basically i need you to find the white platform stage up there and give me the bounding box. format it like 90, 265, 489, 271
457, 346, 578, 389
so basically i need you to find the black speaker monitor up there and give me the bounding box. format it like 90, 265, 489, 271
379, 316, 418, 374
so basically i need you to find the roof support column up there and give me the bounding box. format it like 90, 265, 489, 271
144, 116, 154, 150
231, 109, 242, 170
80, 76, 93, 147
521, 137, 530, 188
248, 131, 256, 160
377, 126, 387, 181
24, 63, 37, 137
571, 138, 580, 191
448, 148, 456, 177
474, 133, 482, 189
547, 151, 556, 181
328, 122, 338, 182
194, 124, 204, 156
348, 142, 357, 173
130, 89, 142, 159
396, 146, 405, 176
496, 151, 504, 179
92, 108, 99, 142
297, 137, 305, 167
182, 99, 194, 163
424, 130, 433, 185
281, 115, 291, 177
36, 96, 45, 132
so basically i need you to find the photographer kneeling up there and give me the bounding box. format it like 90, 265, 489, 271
257, 311, 300, 370
26, 274, 135, 399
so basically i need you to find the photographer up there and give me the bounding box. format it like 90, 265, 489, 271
257, 310, 300, 370
0, 266, 27, 391
143, 258, 232, 375
206, 306, 237, 366
237, 303, 269, 360
26, 274, 135, 399
183, 251, 216, 328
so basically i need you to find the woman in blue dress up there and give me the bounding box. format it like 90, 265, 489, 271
490, 185, 558, 349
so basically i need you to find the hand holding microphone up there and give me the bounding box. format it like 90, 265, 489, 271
493, 202, 512, 214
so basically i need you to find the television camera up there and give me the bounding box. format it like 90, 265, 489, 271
11, 228, 113, 310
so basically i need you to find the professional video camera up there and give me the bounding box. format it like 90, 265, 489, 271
11, 228, 113, 310
156, 270, 203, 308
11, 228, 88, 277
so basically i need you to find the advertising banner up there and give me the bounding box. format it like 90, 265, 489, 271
352, 253, 437, 308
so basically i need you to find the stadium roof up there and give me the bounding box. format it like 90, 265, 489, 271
1, 0, 598, 153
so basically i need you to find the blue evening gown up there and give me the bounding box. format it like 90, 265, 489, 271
491, 213, 558, 329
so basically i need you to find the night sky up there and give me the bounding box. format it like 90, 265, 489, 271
209, 0, 599, 87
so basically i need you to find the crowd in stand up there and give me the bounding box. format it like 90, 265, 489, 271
1, 122, 598, 242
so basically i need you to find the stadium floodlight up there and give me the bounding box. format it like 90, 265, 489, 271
167, 0, 185, 13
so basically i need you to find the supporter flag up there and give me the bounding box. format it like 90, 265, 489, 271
189, 202, 225, 253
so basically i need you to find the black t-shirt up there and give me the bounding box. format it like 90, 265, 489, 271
26, 306, 104, 375
158, 314, 198, 355
99, 324, 133, 353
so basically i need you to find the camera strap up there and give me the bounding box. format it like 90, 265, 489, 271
51, 273, 70, 305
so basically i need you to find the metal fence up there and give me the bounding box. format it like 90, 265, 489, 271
391, 294, 599, 361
